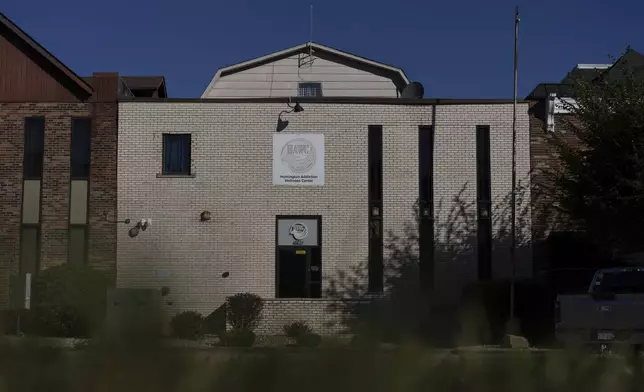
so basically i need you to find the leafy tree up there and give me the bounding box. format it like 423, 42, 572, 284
554, 48, 644, 256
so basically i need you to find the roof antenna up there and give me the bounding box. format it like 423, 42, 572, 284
309, 5, 313, 54
298, 6, 315, 69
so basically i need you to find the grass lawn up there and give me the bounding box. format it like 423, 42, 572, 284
2, 336, 644, 392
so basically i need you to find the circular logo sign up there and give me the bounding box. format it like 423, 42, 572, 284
281, 138, 316, 173
289, 223, 308, 240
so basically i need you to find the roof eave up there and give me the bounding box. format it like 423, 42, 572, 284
0, 12, 94, 96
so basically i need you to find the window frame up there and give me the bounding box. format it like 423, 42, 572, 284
274, 215, 323, 299
298, 82, 323, 97
161, 133, 192, 176
368, 125, 384, 293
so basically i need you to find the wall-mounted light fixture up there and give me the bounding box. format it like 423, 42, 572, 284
200, 211, 212, 222
276, 97, 304, 132
128, 218, 152, 238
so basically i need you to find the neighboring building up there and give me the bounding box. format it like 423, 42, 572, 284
0, 12, 166, 309
117, 43, 532, 334
526, 49, 644, 271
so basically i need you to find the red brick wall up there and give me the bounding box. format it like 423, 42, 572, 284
0, 96, 118, 307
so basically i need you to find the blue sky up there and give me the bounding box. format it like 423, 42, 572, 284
4, 0, 643, 98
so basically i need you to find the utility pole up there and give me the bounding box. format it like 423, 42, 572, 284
509, 6, 520, 329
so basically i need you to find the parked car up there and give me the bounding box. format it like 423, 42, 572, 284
556, 267, 644, 348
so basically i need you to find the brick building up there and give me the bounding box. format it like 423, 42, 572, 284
526, 49, 644, 271
0, 12, 166, 309
116, 43, 532, 334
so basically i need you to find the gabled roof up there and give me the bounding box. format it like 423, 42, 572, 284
0, 12, 94, 99
601, 49, 644, 82
201, 42, 410, 98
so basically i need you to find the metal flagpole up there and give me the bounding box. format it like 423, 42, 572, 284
510, 6, 520, 328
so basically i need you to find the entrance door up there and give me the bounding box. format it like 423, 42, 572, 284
278, 248, 308, 298
276, 216, 322, 298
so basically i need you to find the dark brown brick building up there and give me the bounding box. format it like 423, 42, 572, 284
0, 12, 166, 309
526, 50, 644, 271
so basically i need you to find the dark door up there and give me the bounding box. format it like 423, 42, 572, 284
278, 248, 308, 298
276, 216, 322, 298
277, 247, 322, 298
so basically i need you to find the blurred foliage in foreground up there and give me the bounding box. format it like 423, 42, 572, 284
1, 336, 644, 392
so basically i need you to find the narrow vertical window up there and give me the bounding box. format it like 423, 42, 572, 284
368, 125, 383, 293
71, 118, 92, 179
418, 126, 434, 291
19, 117, 44, 308
476, 125, 492, 280
68, 118, 91, 265
23, 117, 44, 179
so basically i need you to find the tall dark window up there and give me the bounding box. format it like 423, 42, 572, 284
476, 125, 492, 281
418, 126, 435, 291
163, 134, 191, 175
368, 125, 383, 293
23, 117, 45, 179
71, 118, 92, 179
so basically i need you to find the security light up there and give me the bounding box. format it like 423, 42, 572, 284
200, 211, 212, 222
276, 98, 304, 132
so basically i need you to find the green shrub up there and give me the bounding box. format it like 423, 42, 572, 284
282, 321, 321, 347
31, 305, 90, 338
30, 264, 109, 337
218, 328, 256, 347
225, 293, 264, 331
170, 311, 204, 340
296, 333, 322, 347
283, 321, 313, 338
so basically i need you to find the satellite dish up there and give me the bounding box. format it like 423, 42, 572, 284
401, 82, 425, 99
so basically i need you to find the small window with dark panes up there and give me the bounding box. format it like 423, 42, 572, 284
298, 82, 323, 97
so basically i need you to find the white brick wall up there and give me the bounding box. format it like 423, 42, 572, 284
117, 101, 531, 326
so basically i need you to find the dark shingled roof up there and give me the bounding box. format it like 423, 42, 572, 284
560, 67, 606, 84
601, 49, 644, 83
525, 83, 575, 100
82, 76, 168, 98
527, 49, 644, 100
121, 76, 167, 98
122, 76, 164, 90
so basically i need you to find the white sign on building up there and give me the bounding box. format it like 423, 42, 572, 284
273, 133, 325, 186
